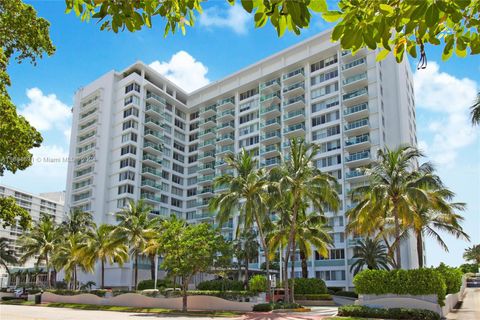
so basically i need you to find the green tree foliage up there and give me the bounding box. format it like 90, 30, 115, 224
464, 244, 480, 264
0, 196, 31, 229
157, 217, 230, 312
0, 237, 17, 274
290, 277, 327, 294
0, 0, 54, 174
68, 0, 479, 62
350, 238, 393, 275
248, 274, 268, 293
233, 230, 259, 288
436, 263, 463, 294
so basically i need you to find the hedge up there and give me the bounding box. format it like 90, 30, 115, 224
353, 269, 447, 306
1, 297, 25, 301
187, 290, 253, 300
436, 264, 463, 294
196, 279, 244, 291
45, 289, 108, 297
290, 278, 327, 294
137, 279, 172, 291
338, 305, 440, 320
294, 294, 332, 300
252, 302, 302, 311
333, 290, 358, 298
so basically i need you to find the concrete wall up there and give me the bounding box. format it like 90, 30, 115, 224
42, 292, 254, 311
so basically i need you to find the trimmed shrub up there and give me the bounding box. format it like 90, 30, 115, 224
187, 290, 253, 300
137, 279, 172, 291
44, 289, 107, 297
1, 296, 25, 301
294, 294, 332, 300
249, 275, 268, 293
196, 279, 244, 291
353, 269, 447, 306
460, 263, 479, 274
333, 290, 358, 298
436, 263, 463, 294
290, 278, 327, 294
338, 305, 440, 320
274, 302, 302, 309
252, 303, 273, 311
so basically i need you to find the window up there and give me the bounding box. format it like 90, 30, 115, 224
173, 141, 185, 152
238, 135, 259, 148
171, 197, 182, 208
173, 152, 185, 163
188, 155, 197, 163
162, 123, 172, 134
190, 111, 199, 120
311, 82, 339, 100
162, 171, 170, 179
172, 174, 183, 185
312, 110, 340, 127
316, 154, 342, 168
123, 107, 139, 118
240, 88, 258, 100
239, 123, 258, 136
160, 195, 168, 203
171, 186, 183, 197
239, 111, 258, 124
174, 118, 185, 130
118, 184, 134, 194
120, 145, 136, 155
165, 102, 173, 112
239, 100, 258, 113
187, 188, 197, 197
172, 163, 184, 174
121, 132, 137, 143
319, 139, 341, 153
312, 125, 340, 140
122, 119, 138, 130
125, 83, 140, 93
175, 108, 186, 120
189, 144, 198, 152
311, 97, 339, 113
188, 165, 197, 174
315, 270, 345, 281
119, 171, 135, 181
117, 197, 133, 208
311, 69, 338, 86
120, 158, 135, 168
124, 95, 140, 106
310, 54, 338, 73
189, 132, 198, 142
189, 121, 199, 131
187, 177, 197, 185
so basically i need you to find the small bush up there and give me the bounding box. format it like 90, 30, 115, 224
196, 279, 244, 291
294, 294, 332, 300
333, 290, 358, 298
2, 296, 26, 301
249, 275, 268, 293
353, 269, 447, 306
44, 289, 107, 297
290, 278, 327, 294
187, 290, 253, 300
252, 303, 273, 311
274, 302, 302, 309
137, 279, 172, 291
436, 263, 463, 294
338, 305, 440, 320
327, 286, 342, 293
460, 263, 479, 274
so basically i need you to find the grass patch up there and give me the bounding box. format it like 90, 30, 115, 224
45, 302, 242, 317
0, 299, 35, 306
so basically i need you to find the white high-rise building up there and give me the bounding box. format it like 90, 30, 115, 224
0, 185, 65, 287
66, 30, 419, 289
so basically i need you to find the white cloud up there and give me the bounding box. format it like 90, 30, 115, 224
198, 4, 250, 35
414, 62, 478, 166
149, 51, 210, 92
19, 88, 71, 135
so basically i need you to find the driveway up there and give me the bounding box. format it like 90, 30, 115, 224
446, 287, 480, 320
0, 305, 337, 320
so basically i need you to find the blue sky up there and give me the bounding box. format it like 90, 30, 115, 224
1, 2, 479, 267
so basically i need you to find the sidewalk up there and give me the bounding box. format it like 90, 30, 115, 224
446, 288, 480, 320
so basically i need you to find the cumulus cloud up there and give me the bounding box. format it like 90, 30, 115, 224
19, 88, 72, 135
414, 62, 478, 166
198, 4, 250, 35
149, 51, 210, 92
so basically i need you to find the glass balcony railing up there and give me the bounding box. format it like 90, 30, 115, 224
260, 91, 281, 102
200, 116, 216, 125
283, 81, 305, 93
198, 174, 215, 183
217, 97, 235, 107
343, 87, 368, 101
346, 150, 370, 162
200, 139, 216, 147
342, 57, 366, 70
200, 104, 217, 114
144, 129, 162, 139
283, 109, 305, 120
144, 141, 162, 152
283, 68, 304, 80
217, 145, 234, 154
199, 128, 216, 137
343, 72, 367, 85
143, 153, 162, 164
260, 117, 281, 128
283, 95, 305, 107
345, 133, 370, 146
344, 102, 368, 115
142, 166, 161, 176
146, 92, 166, 104
283, 123, 305, 134
217, 109, 235, 118
218, 121, 235, 130
260, 78, 280, 90
261, 157, 281, 166
217, 133, 235, 141
145, 103, 164, 115
345, 118, 369, 131
141, 192, 161, 202
145, 116, 161, 126
346, 170, 365, 179
260, 104, 281, 115
141, 179, 162, 189
261, 130, 281, 140
261, 144, 281, 154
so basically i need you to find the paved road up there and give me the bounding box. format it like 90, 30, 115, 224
447, 287, 480, 320
0, 305, 337, 320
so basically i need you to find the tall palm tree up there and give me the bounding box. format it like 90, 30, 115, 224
470, 92, 480, 125
269, 209, 332, 279
85, 224, 129, 288
269, 138, 340, 302
350, 238, 393, 275
464, 244, 480, 264
347, 146, 437, 268
0, 238, 17, 275
233, 230, 259, 288
62, 209, 95, 235
18, 214, 59, 288
115, 199, 160, 289
209, 149, 273, 293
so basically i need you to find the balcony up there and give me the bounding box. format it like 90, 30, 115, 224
346, 150, 371, 166
144, 141, 163, 155
282, 81, 305, 97
141, 179, 162, 191
199, 115, 216, 129
283, 95, 305, 111
197, 174, 215, 185
283, 122, 305, 138
260, 156, 281, 168
345, 133, 370, 151
198, 163, 215, 174
344, 118, 369, 135
215, 159, 229, 169
217, 121, 235, 133
142, 166, 162, 178
260, 91, 281, 106
198, 150, 215, 162
217, 97, 235, 110
141, 192, 161, 203
142, 153, 162, 167
260, 144, 281, 157
282, 67, 304, 84
216, 133, 235, 145
144, 128, 162, 143
343, 72, 368, 90
199, 104, 217, 117
146, 92, 166, 105
260, 117, 281, 130
342, 57, 367, 74
343, 87, 368, 106
199, 138, 216, 151
261, 130, 281, 144
260, 104, 281, 118
216, 145, 235, 157
343, 102, 369, 120
199, 128, 216, 140
260, 78, 281, 93
145, 116, 162, 130
198, 187, 214, 197
217, 109, 235, 122
345, 169, 366, 181
145, 103, 164, 117
283, 109, 305, 124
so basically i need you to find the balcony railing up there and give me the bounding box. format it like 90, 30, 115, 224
345, 118, 369, 131
261, 144, 281, 154
141, 179, 162, 189
145, 103, 163, 114
343, 87, 368, 101
345, 134, 370, 146
283, 109, 305, 120
261, 130, 281, 140
346, 150, 370, 162
283, 123, 305, 134
283, 95, 305, 107
344, 102, 368, 115
346, 170, 365, 179
146, 92, 166, 104
260, 104, 281, 115
144, 129, 162, 139
200, 104, 217, 114
261, 157, 281, 166
217, 133, 235, 142
283, 68, 304, 80
283, 81, 305, 93
198, 174, 215, 183
260, 91, 281, 102
142, 167, 162, 176
217, 97, 235, 107
143, 153, 162, 164
343, 72, 367, 85
260, 78, 280, 90
260, 117, 281, 128
342, 57, 366, 70
144, 141, 162, 152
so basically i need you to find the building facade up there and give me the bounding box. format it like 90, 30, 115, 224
65, 30, 419, 289
0, 185, 65, 287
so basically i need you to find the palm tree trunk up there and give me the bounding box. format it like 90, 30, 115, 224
244, 256, 249, 289
101, 259, 105, 289
283, 245, 290, 302
416, 230, 424, 268
285, 202, 299, 304
150, 254, 155, 280
45, 255, 51, 289
253, 212, 271, 303
134, 253, 139, 290
392, 205, 402, 269
290, 238, 296, 303
300, 249, 308, 278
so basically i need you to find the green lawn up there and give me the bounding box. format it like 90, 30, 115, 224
1, 300, 242, 317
